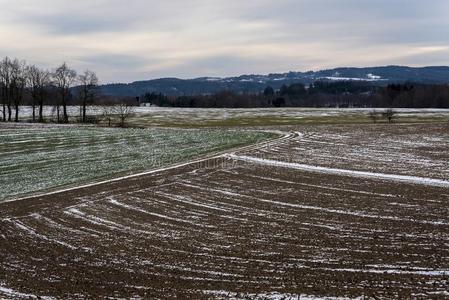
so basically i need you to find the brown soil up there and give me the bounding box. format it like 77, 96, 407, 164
1, 123, 448, 299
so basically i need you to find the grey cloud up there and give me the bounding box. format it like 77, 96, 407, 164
0, 0, 447, 82
161, 54, 324, 79
78, 54, 149, 69
28, 14, 133, 34
394, 49, 449, 67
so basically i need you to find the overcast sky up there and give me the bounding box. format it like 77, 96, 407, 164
0, 0, 448, 83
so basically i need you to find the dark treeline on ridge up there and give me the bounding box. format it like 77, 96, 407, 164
143, 81, 449, 108
99, 66, 449, 97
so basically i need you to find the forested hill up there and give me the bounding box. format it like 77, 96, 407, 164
98, 66, 449, 97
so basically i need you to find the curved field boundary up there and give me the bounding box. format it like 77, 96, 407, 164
5, 130, 290, 204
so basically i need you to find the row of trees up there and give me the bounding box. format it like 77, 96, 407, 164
0, 57, 98, 123
267, 81, 449, 108
140, 81, 449, 108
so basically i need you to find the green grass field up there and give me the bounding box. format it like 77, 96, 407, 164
0, 125, 274, 201
125, 108, 449, 128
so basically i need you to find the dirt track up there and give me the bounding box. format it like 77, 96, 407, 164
1, 124, 449, 299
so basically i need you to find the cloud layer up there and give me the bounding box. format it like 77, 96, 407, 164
0, 0, 448, 82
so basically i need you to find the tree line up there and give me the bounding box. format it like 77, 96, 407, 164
141, 81, 449, 108
0, 56, 99, 123
4, 55, 446, 115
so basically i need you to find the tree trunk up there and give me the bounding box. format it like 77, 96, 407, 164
32, 103, 36, 122
1, 87, 5, 121
8, 87, 13, 121
14, 104, 19, 122
82, 85, 88, 123
15, 87, 24, 123
7, 103, 11, 121
83, 100, 87, 123
63, 104, 68, 123
62, 90, 68, 123
39, 101, 44, 122
1, 87, 6, 121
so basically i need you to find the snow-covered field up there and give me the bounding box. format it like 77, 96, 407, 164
0, 123, 448, 299
15, 106, 449, 126
0, 124, 272, 201
17, 105, 449, 117
132, 107, 449, 126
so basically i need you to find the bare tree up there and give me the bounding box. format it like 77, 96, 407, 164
27, 65, 51, 122
383, 109, 396, 124
368, 110, 379, 123
102, 106, 114, 127
27, 65, 38, 122
0, 57, 12, 121
111, 102, 135, 127
10, 59, 27, 122
53, 63, 76, 123
78, 70, 98, 123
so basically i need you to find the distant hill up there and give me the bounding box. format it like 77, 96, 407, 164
97, 66, 449, 97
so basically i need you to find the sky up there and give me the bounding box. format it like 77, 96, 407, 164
0, 0, 448, 83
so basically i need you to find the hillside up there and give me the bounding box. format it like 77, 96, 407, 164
97, 66, 449, 97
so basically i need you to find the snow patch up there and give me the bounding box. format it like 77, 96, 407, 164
226, 154, 449, 188
0, 284, 55, 300
203, 290, 363, 300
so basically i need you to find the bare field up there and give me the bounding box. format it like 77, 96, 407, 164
243, 123, 449, 180
1, 123, 449, 299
